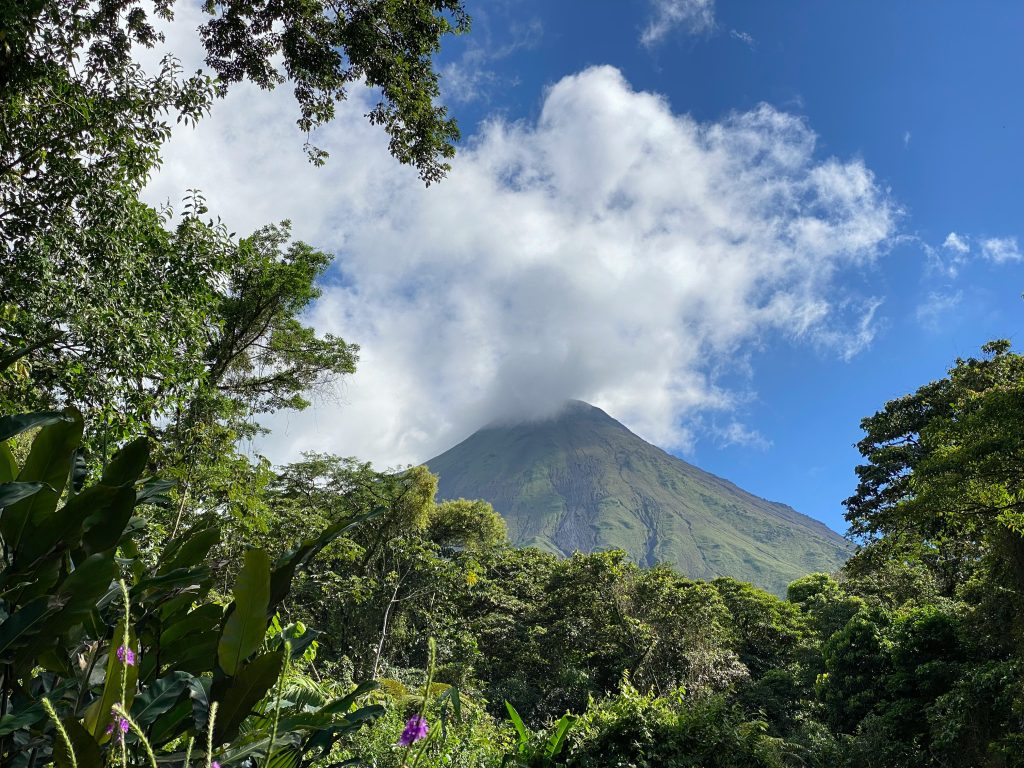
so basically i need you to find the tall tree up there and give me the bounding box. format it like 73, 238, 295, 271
2, 0, 469, 441
844, 340, 1024, 624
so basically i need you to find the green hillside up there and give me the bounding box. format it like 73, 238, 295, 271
425, 400, 850, 594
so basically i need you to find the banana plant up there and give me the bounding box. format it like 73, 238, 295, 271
0, 409, 382, 767
500, 701, 576, 767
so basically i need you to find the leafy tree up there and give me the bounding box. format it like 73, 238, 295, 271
712, 578, 809, 680
3, 0, 469, 457
157, 225, 359, 535
427, 498, 508, 554
3, 0, 467, 182
0, 199, 231, 447
927, 659, 1024, 768
787, 572, 865, 641
845, 341, 1024, 591
565, 683, 802, 768
817, 609, 892, 733
628, 568, 746, 697
462, 546, 559, 719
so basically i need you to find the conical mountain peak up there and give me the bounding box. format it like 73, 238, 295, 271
425, 401, 848, 595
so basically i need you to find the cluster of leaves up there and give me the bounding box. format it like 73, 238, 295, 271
0, 411, 383, 767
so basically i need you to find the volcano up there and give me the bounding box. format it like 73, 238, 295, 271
424, 401, 849, 595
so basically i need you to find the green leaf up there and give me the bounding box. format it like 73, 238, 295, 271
269, 509, 380, 612
19, 483, 130, 564
438, 685, 461, 722
158, 527, 220, 574
131, 671, 193, 727
70, 448, 88, 494
5, 555, 61, 604
543, 714, 576, 759
100, 437, 149, 486
214, 649, 285, 744
267, 746, 301, 768
218, 548, 271, 675
136, 477, 176, 506
2, 408, 83, 554
0, 443, 17, 483
216, 735, 276, 765
161, 629, 219, 675
268, 711, 332, 732
132, 565, 210, 595
0, 482, 44, 508
79, 484, 136, 555
41, 553, 117, 636
54, 717, 102, 768
304, 705, 385, 757
283, 626, 319, 659
0, 594, 67, 661
505, 701, 530, 748
0, 706, 45, 736
0, 412, 73, 443
148, 696, 194, 747
188, 676, 213, 734
160, 604, 223, 648
317, 681, 379, 717
338, 704, 383, 727
84, 621, 139, 739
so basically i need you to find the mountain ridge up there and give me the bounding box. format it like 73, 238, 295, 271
424, 400, 850, 595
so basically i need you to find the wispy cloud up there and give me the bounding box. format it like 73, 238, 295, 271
918, 231, 970, 279
980, 236, 1022, 263
441, 18, 543, 104
641, 0, 715, 47
916, 290, 963, 331
810, 298, 885, 362
943, 231, 970, 254
715, 421, 771, 450
903, 130, 912, 148
730, 29, 755, 47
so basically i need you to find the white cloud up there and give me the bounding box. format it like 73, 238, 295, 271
917, 231, 969, 279
903, 130, 911, 148
440, 18, 543, 104
809, 298, 885, 362
980, 236, 1022, 263
915, 290, 963, 331
730, 30, 755, 47
715, 421, 770, 450
641, 0, 715, 47
943, 231, 970, 254
144, 34, 896, 468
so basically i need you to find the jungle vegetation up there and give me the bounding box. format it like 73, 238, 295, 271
1, 2, 1022, 767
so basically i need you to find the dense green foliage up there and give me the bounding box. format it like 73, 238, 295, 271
5, 291, 1024, 767
426, 400, 850, 595
0, 411, 384, 767
1, 0, 466, 449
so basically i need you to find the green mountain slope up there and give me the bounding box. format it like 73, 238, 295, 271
425, 400, 850, 595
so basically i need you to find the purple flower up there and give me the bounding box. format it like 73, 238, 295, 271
211, 762, 221, 768
116, 645, 136, 666
105, 715, 130, 740
398, 715, 428, 746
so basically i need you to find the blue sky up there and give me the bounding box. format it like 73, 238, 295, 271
420, 1, 1024, 533
149, 2, 1024, 536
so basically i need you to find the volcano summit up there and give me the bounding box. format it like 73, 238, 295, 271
425, 401, 849, 595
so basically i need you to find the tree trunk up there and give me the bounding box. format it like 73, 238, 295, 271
371, 581, 401, 680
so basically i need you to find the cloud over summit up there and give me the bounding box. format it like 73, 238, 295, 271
147, 61, 896, 467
